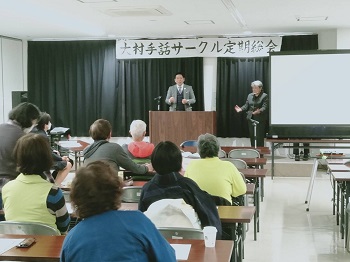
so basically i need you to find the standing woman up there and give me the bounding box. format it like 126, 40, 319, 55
0, 102, 40, 209
235, 80, 268, 147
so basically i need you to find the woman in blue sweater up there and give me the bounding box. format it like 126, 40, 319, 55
60, 161, 175, 262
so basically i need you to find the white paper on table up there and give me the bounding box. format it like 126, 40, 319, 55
58, 141, 82, 148
66, 202, 74, 214
0, 238, 25, 254
170, 244, 191, 260
61, 172, 75, 188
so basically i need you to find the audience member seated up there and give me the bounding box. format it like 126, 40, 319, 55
2, 133, 70, 234
60, 161, 175, 262
138, 141, 222, 239
185, 133, 246, 205
144, 198, 201, 229
83, 119, 153, 174
0, 102, 41, 212
31, 112, 72, 186
122, 120, 154, 162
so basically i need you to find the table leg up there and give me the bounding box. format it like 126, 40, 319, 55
340, 182, 345, 239
260, 177, 264, 202
74, 152, 78, 170
345, 182, 350, 249
333, 176, 336, 216
271, 142, 275, 180
305, 158, 318, 211
225, 223, 241, 262
253, 181, 260, 240
337, 181, 340, 226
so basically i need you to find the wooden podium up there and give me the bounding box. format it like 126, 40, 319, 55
149, 111, 216, 147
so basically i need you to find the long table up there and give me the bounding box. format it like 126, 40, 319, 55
56, 139, 90, 170
118, 204, 255, 262
239, 168, 267, 240
330, 170, 350, 249
0, 234, 234, 262
221, 146, 270, 156
218, 206, 255, 262
266, 138, 350, 179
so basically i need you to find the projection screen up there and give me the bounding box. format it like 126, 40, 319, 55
269, 50, 350, 138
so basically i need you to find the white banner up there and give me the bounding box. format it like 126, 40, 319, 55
116, 37, 282, 59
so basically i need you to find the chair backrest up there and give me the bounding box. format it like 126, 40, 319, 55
211, 195, 231, 206
0, 221, 60, 235
228, 148, 260, 159
180, 140, 198, 149
157, 227, 204, 240
122, 186, 142, 203
222, 158, 248, 169
218, 149, 227, 158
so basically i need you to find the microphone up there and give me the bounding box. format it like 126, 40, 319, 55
154, 96, 162, 100
249, 119, 259, 124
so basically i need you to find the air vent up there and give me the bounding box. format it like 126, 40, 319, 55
103, 6, 171, 17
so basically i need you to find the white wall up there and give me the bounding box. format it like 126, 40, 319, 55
335, 29, 350, 49
318, 30, 338, 50
0, 37, 24, 123
318, 29, 350, 50
203, 57, 217, 111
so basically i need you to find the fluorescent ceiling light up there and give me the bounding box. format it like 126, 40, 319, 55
296, 16, 328, 21
77, 0, 118, 3
185, 20, 215, 25
221, 0, 247, 29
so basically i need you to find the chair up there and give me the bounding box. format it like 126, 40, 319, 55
228, 148, 260, 159
218, 149, 227, 158
179, 140, 198, 152
222, 158, 248, 169
180, 140, 197, 148
122, 186, 142, 203
157, 227, 204, 240
211, 195, 231, 206
0, 221, 60, 235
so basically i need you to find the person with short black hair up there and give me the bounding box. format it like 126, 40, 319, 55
60, 161, 175, 262
0, 102, 41, 209
139, 141, 222, 238
31, 112, 73, 185
165, 72, 196, 111
2, 133, 70, 234
83, 119, 152, 174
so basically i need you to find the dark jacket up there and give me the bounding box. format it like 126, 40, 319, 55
241, 92, 268, 122
138, 172, 222, 239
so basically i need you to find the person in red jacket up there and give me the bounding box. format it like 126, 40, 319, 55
123, 120, 154, 160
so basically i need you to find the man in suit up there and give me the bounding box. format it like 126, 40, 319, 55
165, 72, 196, 111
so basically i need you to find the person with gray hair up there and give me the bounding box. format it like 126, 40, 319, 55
122, 120, 154, 160
185, 133, 246, 205
234, 80, 268, 147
